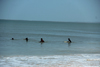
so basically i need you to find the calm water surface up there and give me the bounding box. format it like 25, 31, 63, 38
0, 20, 100, 56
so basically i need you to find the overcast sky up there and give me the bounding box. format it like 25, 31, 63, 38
0, 0, 100, 22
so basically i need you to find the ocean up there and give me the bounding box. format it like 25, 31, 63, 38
0, 20, 100, 67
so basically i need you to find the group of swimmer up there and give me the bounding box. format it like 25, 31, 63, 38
11, 38, 72, 43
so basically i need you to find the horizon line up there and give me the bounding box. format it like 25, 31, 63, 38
0, 19, 100, 23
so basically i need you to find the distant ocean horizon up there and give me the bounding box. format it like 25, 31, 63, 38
0, 19, 100, 67
0, 19, 100, 23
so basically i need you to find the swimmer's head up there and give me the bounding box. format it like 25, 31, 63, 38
12, 38, 14, 40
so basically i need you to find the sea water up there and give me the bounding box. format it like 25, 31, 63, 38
0, 20, 100, 67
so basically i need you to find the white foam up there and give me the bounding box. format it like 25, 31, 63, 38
0, 54, 100, 67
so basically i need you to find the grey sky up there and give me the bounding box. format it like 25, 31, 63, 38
0, 0, 100, 22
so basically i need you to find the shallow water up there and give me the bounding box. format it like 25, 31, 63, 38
0, 54, 100, 67
0, 20, 100, 67
0, 20, 100, 56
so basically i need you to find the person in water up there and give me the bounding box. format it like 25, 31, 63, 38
25, 38, 28, 41
12, 38, 14, 40
40, 38, 44, 42
67, 38, 72, 43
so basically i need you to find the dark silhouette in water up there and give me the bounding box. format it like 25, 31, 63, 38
40, 38, 44, 43
66, 38, 71, 47
67, 38, 72, 43
25, 38, 28, 41
12, 38, 14, 40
